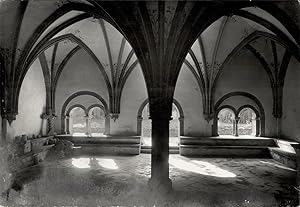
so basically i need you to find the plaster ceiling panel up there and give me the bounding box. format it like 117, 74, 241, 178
0, 1, 20, 49
53, 18, 112, 83
249, 38, 275, 69
102, 21, 124, 65
17, 0, 67, 60
126, 53, 138, 70
121, 41, 134, 64
31, 11, 85, 54
43, 45, 54, 73
191, 38, 204, 65
190, 39, 206, 75
53, 40, 78, 73
201, 16, 224, 64
215, 16, 257, 67
240, 17, 273, 35
184, 53, 201, 77
241, 7, 298, 46
275, 43, 287, 67
70, 0, 93, 6
185, 53, 193, 65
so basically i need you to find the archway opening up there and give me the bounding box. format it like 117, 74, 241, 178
141, 103, 180, 146
238, 108, 256, 136
88, 107, 106, 136
70, 107, 86, 136
217, 108, 235, 136
141, 104, 151, 142
169, 104, 180, 146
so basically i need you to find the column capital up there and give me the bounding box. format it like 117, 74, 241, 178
2, 111, 17, 124
110, 113, 119, 122
203, 113, 213, 122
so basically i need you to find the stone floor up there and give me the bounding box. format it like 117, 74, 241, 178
1, 154, 298, 206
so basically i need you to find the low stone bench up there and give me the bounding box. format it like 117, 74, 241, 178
269, 139, 297, 170
55, 135, 141, 155
180, 136, 275, 158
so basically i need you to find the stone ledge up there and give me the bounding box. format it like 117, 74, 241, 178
56, 135, 140, 144
269, 147, 296, 169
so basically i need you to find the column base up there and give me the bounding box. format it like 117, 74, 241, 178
148, 177, 172, 193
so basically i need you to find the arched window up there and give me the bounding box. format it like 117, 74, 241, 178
88, 106, 106, 136
238, 108, 257, 136
217, 108, 235, 136
70, 107, 86, 136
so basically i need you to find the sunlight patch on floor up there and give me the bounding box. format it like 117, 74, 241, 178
71, 158, 118, 170
259, 161, 296, 171
72, 158, 90, 168
169, 157, 236, 178
96, 158, 118, 170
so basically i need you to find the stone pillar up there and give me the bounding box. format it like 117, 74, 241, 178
291, 144, 300, 205
276, 117, 281, 138
65, 115, 70, 134
212, 118, 219, 137
256, 117, 260, 136
251, 118, 256, 136
41, 113, 57, 136
137, 116, 143, 136
234, 118, 239, 137
178, 116, 184, 136
85, 115, 90, 136
104, 114, 110, 135
148, 113, 172, 192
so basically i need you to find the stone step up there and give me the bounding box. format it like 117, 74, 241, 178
180, 145, 272, 158
72, 143, 140, 156
140, 149, 180, 154
140, 146, 180, 154
180, 137, 276, 147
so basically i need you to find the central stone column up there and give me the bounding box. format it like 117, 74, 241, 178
148, 114, 172, 192
147, 96, 173, 192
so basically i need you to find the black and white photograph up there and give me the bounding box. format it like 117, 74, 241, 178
0, 0, 300, 206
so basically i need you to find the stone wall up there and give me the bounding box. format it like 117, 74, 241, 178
214, 48, 275, 136
7, 59, 46, 140
174, 64, 209, 136
282, 57, 300, 141
54, 49, 109, 132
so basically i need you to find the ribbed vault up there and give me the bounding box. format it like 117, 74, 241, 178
0, 0, 299, 123
182, 8, 299, 121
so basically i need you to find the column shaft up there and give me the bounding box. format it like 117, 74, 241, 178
148, 116, 172, 191
65, 116, 70, 134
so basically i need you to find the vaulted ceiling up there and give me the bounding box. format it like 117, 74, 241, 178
182, 7, 299, 119
0, 0, 299, 121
